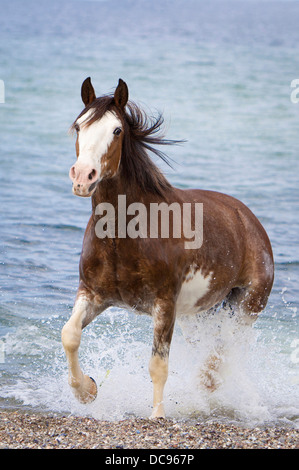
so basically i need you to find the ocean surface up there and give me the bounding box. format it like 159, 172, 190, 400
0, 0, 298, 428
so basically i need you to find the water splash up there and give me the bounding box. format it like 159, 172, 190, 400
0, 306, 298, 427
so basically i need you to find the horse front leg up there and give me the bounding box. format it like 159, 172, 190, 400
149, 302, 175, 419
61, 290, 102, 404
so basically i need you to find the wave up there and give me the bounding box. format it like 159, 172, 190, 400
10, 222, 84, 232
275, 261, 299, 267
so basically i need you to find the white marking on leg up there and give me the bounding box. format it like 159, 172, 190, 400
149, 302, 174, 418
61, 295, 97, 403
149, 354, 168, 419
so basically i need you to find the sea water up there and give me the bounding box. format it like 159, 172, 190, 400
0, 0, 298, 428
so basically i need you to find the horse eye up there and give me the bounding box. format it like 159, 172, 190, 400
113, 127, 122, 136
74, 123, 80, 132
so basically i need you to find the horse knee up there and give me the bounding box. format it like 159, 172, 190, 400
61, 322, 81, 353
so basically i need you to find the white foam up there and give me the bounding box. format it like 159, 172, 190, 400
1, 307, 298, 427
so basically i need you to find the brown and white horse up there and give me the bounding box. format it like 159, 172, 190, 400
61, 78, 274, 418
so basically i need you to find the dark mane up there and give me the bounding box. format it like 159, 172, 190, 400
71, 96, 181, 196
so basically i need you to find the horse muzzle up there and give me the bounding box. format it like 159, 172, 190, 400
72, 182, 98, 197
69, 163, 99, 197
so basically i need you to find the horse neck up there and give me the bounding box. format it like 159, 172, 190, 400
91, 171, 174, 215
91, 173, 144, 211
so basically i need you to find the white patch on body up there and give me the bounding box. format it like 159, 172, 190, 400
176, 266, 212, 315
76, 110, 122, 175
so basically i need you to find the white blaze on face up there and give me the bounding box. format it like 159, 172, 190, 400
76, 110, 122, 176
176, 266, 212, 315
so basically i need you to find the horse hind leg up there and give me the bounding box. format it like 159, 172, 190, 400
198, 269, 273, 393
199, 347, 224, 392
197, 286, 262, 393
61, 292, 101, 404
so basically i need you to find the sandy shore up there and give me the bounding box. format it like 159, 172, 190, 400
0, 410, 298, 449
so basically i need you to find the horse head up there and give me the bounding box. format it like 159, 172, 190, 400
69, 77, 128, 197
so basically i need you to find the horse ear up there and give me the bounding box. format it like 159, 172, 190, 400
114, 79, 128, 109
81, 77, 96, 107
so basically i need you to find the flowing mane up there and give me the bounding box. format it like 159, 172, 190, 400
71, 95, 180, 196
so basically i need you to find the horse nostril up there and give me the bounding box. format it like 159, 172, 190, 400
70, 166, 76, 180
88, 169, 97, 181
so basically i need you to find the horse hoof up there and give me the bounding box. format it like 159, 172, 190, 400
88, 376, 97, 400
74, 375, 97, 404
149, 406, 166, 419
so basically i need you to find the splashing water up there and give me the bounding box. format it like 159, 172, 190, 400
174, 309, 273, 424
1, 305, 298, 428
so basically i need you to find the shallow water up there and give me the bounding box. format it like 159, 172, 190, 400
0, 0, 298, 427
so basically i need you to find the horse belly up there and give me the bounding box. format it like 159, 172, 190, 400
175, 268, 214, 315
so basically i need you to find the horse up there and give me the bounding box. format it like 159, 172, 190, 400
61, 78, 274, 418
